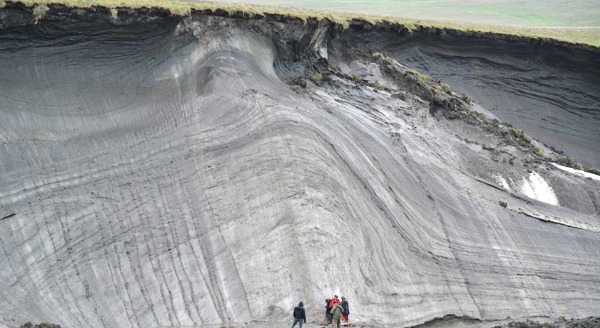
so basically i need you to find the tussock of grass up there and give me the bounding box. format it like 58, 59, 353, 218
373, 81, 392, 91
5, 0, 600, 47
350, 73, 360, 81
557, 156, 583, 170
308, 73, 322, 85
535, 146, 545, 158
440, 82, 451, 93
467, 110, 486, 121
372, 52, 396, 65
511, 128, 531, 144
406, 69, 431, 86
32, 3, 48, 22
0, 1, 6, 9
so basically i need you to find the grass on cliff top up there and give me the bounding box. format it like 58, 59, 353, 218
4, 0, 600, 47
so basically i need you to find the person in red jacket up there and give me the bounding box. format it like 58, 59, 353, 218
329, 295, 339, 308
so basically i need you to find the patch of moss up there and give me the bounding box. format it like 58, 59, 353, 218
32, 4, 49, 22
350, 73, 360, 81
308, 73, 323, 85
464, 96, 473, 105
483, 118, 492, 125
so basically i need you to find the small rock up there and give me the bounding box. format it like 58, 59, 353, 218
293, 77, 307, 88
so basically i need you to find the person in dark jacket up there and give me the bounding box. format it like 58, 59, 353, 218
325, 298, 332, 323
291, 301, 306, 328
341, 296, 349, 322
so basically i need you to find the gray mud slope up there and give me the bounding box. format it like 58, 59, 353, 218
0, 4, 600, 328
341, 23, 600, 167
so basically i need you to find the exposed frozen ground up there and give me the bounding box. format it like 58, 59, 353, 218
341, 26, 600, 168
0, 3, 600, 328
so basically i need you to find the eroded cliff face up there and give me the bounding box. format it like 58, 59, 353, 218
339, 21, 600, 169
0, 3, 599, 328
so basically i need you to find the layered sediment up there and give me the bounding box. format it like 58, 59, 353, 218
0, 3, 599, 328
340, 21, 600, 168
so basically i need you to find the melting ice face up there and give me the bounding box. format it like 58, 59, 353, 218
493, 172, 559, 206
518, 171, 559, 206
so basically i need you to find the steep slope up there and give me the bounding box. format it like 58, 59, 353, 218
341, 23, 600, 168
0, 4, 599, 328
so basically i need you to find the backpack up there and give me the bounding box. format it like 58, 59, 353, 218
293, 306, 303, 318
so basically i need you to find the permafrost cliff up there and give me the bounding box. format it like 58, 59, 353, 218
0, 3, 599, 328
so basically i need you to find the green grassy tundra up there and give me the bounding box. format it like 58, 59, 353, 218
3, 0, 600, 46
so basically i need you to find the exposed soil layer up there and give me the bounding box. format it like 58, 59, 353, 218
1, 3, 600, 328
